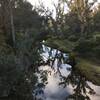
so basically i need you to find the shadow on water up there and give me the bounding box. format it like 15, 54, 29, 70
33, 44, 100, 100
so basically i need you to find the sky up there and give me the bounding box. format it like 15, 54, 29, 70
28, 0, 100, 7
27, 0, 100, 17
28, 0, 67, 18
28, 0, 58, 8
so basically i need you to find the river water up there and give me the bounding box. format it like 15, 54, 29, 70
33, 45, 100, 100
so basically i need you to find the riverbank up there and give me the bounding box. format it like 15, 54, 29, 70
44, 37, 100, 86
76, 58, 100, 85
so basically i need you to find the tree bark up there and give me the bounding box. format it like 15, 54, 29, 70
9, 1, 16, 47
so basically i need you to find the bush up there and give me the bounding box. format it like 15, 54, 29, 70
0, 45, 37, 99
74, 38, 96, 55
68, 35, 79, 42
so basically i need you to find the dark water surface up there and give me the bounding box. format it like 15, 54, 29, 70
33, 45, 100, 100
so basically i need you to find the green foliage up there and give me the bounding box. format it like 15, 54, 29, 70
65, 13, 81, 34
0, 0, 100, 99
74, 36, 100, 59
45, 37, 76, 53
75, 39, 96, 54
0, 42, 39, 99
68, 35, 79, 42
14, 6, 42, 31
93, 6, 100, 32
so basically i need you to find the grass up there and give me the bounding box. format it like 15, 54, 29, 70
76, 58, 100, 86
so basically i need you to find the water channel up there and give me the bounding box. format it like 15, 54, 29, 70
33, 45, 100, 100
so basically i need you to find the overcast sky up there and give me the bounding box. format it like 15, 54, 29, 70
28, 0, 100, 17
28, 0, 68, 18
28, 0, 58, 8
28, 0, 100, 11
28, 0, 100, 6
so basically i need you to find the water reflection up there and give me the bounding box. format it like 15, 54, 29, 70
33, 45, 100, 100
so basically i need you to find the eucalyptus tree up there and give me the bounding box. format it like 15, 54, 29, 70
0, 0, 17, 47
93, 4, 100, 32
64, 0, 97, 37
0, 0, 43, 99
35, 0, 67, 37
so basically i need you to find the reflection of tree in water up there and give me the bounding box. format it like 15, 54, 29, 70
33, 70, 48, 100
26, 43, 46, 100
33, 45, 96, 100
59, 68, 95, 100
41, 45, 95, 100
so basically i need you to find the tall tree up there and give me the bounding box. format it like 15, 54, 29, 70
0, 0, 16, 46
93, 4, 100, 32
9, 0, 16, 46
65, 0, 97, 37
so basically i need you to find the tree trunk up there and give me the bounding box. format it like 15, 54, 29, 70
9, 3, 16, 47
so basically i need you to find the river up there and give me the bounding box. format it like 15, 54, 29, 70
33, 45, 100, 100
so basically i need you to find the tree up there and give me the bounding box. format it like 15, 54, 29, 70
65, 0, 97, 37
93, 4, 100, 32
0, 0, 43, 46
9, 0, 16, 47
0, 0, 16, 46
13, 0, 42, 35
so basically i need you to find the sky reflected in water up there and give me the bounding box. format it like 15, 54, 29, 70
34, 45, 100, 100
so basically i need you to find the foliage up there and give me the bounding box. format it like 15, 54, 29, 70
93, 5, 100, 32
0, 0, 100, 99
0, 45, 36, 99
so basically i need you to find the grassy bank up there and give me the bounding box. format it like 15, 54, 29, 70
76, 58, 100, 85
